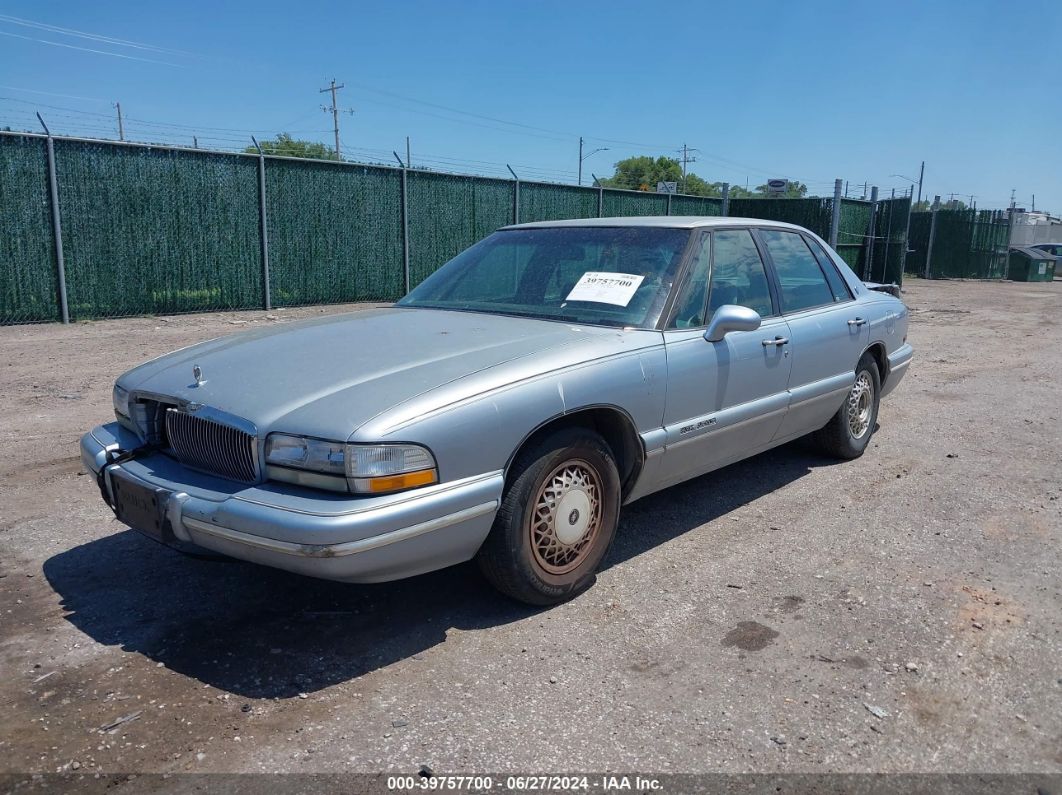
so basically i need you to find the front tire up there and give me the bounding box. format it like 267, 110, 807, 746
476, 427, 621, 606
812, 353, 881, 459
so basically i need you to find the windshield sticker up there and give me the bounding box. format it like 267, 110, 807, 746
565, 272, 645, 306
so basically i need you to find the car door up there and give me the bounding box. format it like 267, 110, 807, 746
656, 228, 793, 489
755, 228, 870, 441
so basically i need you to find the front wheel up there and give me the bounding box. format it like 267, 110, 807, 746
812, 353, 881, 459
476, 427, 621, 606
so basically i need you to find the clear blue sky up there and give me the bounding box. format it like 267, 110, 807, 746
1, 0, 1059, 211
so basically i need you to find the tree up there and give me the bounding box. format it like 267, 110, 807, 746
599, 155, 811, 200
598, 155, 722, 197
753, 180, 808, 199
244, 133, 338, 160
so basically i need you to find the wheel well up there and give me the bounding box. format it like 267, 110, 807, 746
864, 342, 888, 384
507, 407, 644, 500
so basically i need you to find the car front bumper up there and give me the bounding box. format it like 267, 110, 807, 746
80, 422, 503, 583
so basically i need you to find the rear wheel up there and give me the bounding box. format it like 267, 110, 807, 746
477, 427, 621, 606
812, 353, 881, 459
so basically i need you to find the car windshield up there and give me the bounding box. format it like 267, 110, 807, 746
397, 226, 692, 328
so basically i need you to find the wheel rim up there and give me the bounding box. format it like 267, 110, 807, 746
847, 370, 874, 439
529, 460, 603, 576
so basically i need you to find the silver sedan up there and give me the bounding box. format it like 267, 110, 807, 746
81, 217, 912, 605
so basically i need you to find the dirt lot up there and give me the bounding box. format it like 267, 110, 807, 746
1, 281, 1060, 781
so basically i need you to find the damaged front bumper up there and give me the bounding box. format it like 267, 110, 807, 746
80, 422, 502, 583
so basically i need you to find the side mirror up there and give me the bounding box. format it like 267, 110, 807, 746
703, 304, 762, 342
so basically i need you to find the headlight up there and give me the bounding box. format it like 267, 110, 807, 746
265, 434, 346, 475
265, 435, 437, 494
113, 384, 131, 418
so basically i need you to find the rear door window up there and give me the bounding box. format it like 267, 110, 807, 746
804, 236, 854, 301
759, 230, 837, 313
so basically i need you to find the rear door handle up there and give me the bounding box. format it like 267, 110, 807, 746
762, 336, 789, 346
847, 317, 867, 327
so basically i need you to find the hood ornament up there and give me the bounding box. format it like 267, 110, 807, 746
192, 364, 206, 386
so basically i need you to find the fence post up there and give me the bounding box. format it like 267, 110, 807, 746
721, 183, 729, 217
666, 191, 672, 216
37, 114, 69, 324
394, 151, 411, 294
899, 186, 913, 279
881, 188, 895, 283
829, 178, 842, 249
925, 196, 940, 279
593, 174, 603, 217
507, 165, 520, 224
864, 186, 879, 280
251, 137, 272, 310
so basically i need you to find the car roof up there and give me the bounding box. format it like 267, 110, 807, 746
503, 215, 811, 232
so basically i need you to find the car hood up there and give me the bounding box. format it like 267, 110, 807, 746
121, 307, 636, 439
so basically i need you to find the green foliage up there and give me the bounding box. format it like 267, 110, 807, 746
753, 181, 808, 198
599, 156, 721, 197
244, 133, 338, 160
600, 155, 808, 200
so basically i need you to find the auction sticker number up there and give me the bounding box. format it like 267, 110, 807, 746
565, 272, 644, 306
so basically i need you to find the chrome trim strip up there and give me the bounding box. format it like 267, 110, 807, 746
182, 500, 499, 558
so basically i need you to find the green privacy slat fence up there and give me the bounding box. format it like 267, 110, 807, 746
519, 182, 599, 223
9, 131, 1013, 324
904, 209, 1009, 279
407, 171, 513, 287
867, 196, 911, 285
835, 199, 873, 273
729, 198, 835, 240
602, 189, 669, 217
55, 140, 263, 319
0, 135, 57, 323
670, 195, 724, 216
266, 159, 403, 304
905, 213, 933, 276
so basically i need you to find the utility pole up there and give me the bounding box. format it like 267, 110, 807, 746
1010, 189, 1016, 209
679, 143, 697, 194
916, 160, 924, 205
115, 101, 124, 141
1032, 194, 1036, 212
319, 79, 346, 158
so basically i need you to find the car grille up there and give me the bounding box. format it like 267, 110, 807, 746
164, 408, 259, 483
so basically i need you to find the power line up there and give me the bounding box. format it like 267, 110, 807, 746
0, 29, 183, 68
0, 13, 198, 57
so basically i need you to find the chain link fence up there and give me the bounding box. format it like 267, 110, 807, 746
2, 131, 924, 325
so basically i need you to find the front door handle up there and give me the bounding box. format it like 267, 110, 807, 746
847, 317, 867, 327
762, 336, 789, 347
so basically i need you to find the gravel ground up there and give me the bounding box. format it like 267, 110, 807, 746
0, 281, 1059, 781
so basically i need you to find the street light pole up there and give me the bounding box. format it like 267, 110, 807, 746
579, 137, 608, 186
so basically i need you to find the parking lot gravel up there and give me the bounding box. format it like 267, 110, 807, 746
0, 280, 1059, 779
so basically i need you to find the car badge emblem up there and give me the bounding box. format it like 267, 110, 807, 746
192, 364, 205, 386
